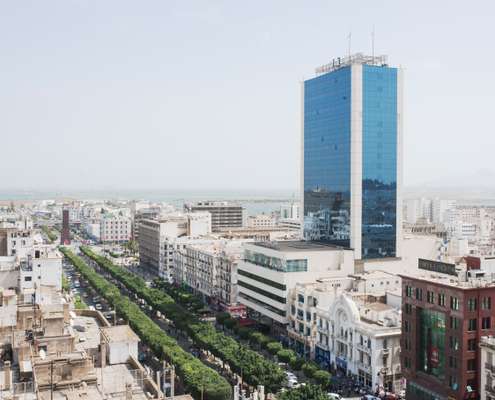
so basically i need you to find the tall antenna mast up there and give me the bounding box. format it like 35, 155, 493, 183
347, 32, 352, 58
371, 25, 375, 61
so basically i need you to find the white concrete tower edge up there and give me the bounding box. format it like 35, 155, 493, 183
300, 80, 305, 239
396, 67, 404, 258
350, 64, 363, 259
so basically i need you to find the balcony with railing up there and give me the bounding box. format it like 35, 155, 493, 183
486, 363, 495, 374
485, 383, 495, 396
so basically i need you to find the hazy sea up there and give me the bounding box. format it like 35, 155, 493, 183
0, 189, 299, 216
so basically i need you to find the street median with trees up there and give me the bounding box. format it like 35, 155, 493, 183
80, 246, 286, 394
60, 247, 231, 400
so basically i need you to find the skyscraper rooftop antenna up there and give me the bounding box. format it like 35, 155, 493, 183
347, 32, 352, 59
371, 25, 375, 61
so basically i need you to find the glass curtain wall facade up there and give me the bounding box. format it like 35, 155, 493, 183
361, 65, 397, 258
303, 67, 352, 247
303, 58, 398, 259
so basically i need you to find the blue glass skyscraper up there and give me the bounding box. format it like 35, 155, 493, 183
302, 54, 402, 260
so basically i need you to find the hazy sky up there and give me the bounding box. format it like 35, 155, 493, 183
2, 1, 494, 192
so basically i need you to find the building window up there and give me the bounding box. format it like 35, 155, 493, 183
426, 290, 435, 304
450, 296, 459, 311
404, 320, 410, 333
483, 317, 491, 330
438, 293, 446, 307
467, 359, 476, 372
482, 296, 492, 310
291, 305, 296, 315
449, 356, 458, 369
449, 375, 458, 390
449, 336, 459, 351
467, 298, 477, 311
468, 318, 477, 331
298, 294, 304, 303
405, 285, 413, 297
405, 303, 412, 314
450, 316, 460, 330
468, 339, 476, 351
415, 288, 423, 301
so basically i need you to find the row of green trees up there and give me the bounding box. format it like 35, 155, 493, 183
41, 225, 57, 243
80, 246, 286, 393
155, 282, 333, 389
278, 384, 329, 400
60, 247, 231, 400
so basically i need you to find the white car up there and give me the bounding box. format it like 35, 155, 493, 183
327, 394, 342, 400
95, 303, 103, 310
286, 378, 299, 388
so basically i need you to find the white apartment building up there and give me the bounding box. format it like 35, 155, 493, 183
185, 201, 245, 232
432, 199, 456, 224
315, 293, 402, 393
280, 203, 300, 220
287, 270, 401, 360
404, 198, 433, 224
138, 212, 211, 279
174, 240, 244, 308
99, 215, 132, 243
287, 277, 354, 359
247, 214, 276, 229
0, 227, 34, 259
236, 241, 354, 332
0, 289, 16, 329
480, 336, 495, 400
20, 246, 63, 303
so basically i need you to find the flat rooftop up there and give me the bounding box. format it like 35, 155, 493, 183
102, 325, 140, 343
399, 270, 495, 290
73, 315, 102, 351
252, 240, 345, 253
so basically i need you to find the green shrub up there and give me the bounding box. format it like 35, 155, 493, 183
215, 312, 230, 326
278, 384, 328, 400
277, 349, 297, 364
266, 341, 283, 356
302, 362, 319, 379
238, 327, 251, 340
289, 357, 305, 371
224, 317, 237, 330
312, 370, 331, 387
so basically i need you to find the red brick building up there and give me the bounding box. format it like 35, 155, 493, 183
60, 208, 71, 245
400, 258, 495, 400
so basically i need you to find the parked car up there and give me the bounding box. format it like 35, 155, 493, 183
328, 394, 342, 400
285, 378, 299, 388
95, 303, 103, 310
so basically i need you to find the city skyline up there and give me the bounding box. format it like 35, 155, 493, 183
2, 1, 495, 191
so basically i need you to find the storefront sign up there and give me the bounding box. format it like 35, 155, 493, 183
419, 258, 457, 276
